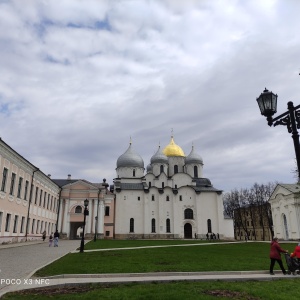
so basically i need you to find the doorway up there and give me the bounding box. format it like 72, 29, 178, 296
184, 223, 192, 239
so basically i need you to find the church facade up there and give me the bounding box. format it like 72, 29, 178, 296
113, 136, 234, 239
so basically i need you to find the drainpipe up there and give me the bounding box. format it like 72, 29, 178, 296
55, 188, 62, 231
25, 168, 39, 241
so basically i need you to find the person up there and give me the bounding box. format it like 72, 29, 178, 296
54, 230, 60, 247
290, 242, 300, 262
206, 233, 209, 240
42, 231, 46, 242
49, 233, 53, 247
269, 237, 288, 275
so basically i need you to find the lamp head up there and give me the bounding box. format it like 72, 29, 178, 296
256, 88, 277, 118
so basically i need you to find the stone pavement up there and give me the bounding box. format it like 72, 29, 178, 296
0, 241, 300, 298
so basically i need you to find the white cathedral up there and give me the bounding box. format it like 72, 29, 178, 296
113, 136, 234, 239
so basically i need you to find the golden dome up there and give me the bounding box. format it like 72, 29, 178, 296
163, 136, 185, 157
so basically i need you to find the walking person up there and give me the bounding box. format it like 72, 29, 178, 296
269, 237, 288, 275
54, 230, 60, 247
49, 233, 53, 247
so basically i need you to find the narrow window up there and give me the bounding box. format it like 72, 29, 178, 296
24, 180, 29, 200
31, 219, 36, 233
166, 196, 169, 201
174, 165, 178, 174
39, 190, 43, 206
160, 165, 164, 173
5, 213, 11, 232
179, 195, 182, 201
34, 187, 39, 204
133, 169, 136, 177
36, 220, 40, 233
43, 192, 47, 207
129, 218, 134, 233
13, 215, 18, 233
151, 218, 156, 233
152, 195, 155, 201
166, 218, 171, 233
0, 212, 3, 231
47, 194, 50, 209
149, 182, 151, 188
194, 166, 198, 178
1, 168, 8, 192
20, 216, 25, 233
17, 177, 23, 198
162, 182, 164, 188
184, 208, 193, 219
9, 173, 16, 195
105, 206, 110, 216
207, 219, 212, 233
137, 196, 140, 201
40, 221, 44, 233
175, 184, 177, 189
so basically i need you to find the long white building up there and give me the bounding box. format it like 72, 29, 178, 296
114, 136, 234, 239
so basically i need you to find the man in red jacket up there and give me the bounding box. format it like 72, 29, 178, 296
269, 237, 288, 275
290, 243, 300, 261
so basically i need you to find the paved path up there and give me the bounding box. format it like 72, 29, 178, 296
1, 240, 300, 298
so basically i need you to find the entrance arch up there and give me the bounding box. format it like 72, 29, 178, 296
184, 223, 192, 239
70, 222, 84, 239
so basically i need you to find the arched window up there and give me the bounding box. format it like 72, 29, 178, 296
184, 208, 193, 219
166, 196, 169, 201
174, 165, 178, 174
130, 218, 134, 233
151, 218, 156, 233
133, 169, 136, 177
207, 219, 212, 233
75, 206, 82, 214
194, 166, 198, 178
166, 218, 171, 233
160, 165, 164, 173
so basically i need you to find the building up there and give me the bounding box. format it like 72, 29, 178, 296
52, 177, 114, 240
113, 136, 234, 239
269, 183, 300, 240
0, 138, 60, 244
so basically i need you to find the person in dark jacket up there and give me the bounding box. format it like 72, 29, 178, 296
53, 230, 60, 247
269, 237, 288, 275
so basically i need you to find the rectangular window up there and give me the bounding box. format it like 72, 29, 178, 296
43, 192, 47, 207
138, 196, 140, 201
24, 180, 29, 200
36, 220, 40, 233
5, 213, 11, 232
0, 211, 3, 231
105, 231, 110, 237
13, 215, 18, 233
9, 173, 16, 195
152, 195, 155, 201
39, 190, 43, 206
40, 221, 43, 233
47, 194, 50, 209
105, 206, 110, 216
17, 177, 23, 198
31, 219, 35, 233
34, 187, 39, 204
1, 167, 8, 192
179, 195, 182, 201
20, 216, 25, 233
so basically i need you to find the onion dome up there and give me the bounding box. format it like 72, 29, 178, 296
185, 145, 203, 164
163, 136, 185, 157
150, 145, 168, 164
117, 141, 144, 168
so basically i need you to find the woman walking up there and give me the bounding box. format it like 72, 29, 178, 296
269, 237, 288, 275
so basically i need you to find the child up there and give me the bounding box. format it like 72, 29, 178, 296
49, 233, 53, 247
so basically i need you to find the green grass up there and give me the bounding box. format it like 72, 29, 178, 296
36, 241, 294, 276
4, 279, 300, 299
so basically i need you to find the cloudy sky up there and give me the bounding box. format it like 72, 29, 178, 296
1, 0, 300, 192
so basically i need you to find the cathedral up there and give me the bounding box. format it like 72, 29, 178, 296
113, 135, 234, 239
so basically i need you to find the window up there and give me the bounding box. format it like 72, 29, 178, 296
133, 169, 136, 177
13, 215, 18, 233
166, 219, 171, 233
129, 218, 134, 233
166, 196, 169, 201
9, 173, 16, 195
160, 165, 164, 173
175, 184, 177, 189
47, 194, 50, 209
40, 221, 44, 233
5, 213, 11, 232
174, 165, 178, 174
149, 182, 151, 188
105, 231, 110, 237
17, 177, 23, 198
1, 168, 8, 192
39, 190, 43, 206
137, 196, 140, 201
151, 218, 156, 233
152, 195, 155, 201
194, 166, 198, 178
0, 211, 3, 231
43, 192, 47, 207
162, 182, 164, 188
75, 206, 82, 213
20, 216, 25, 233
24, 180, 29, 200
36, 220, 40, 233
34, 187, 39, 204
105, 206, 110, 216
179, 195, 182, 201
207, 219, 212, 233
184, 208, 193, 219
31, 219, 35, 233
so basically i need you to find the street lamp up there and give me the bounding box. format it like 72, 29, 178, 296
256, 88, 300, 182
80, 199, 89, 253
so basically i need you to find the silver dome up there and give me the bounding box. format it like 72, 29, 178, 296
117, 143, 144, 168
150, 146, 168, 164
185, 146, 203, 164
146, 164, 152, 173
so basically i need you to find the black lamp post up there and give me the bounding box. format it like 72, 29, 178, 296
80, 199, 89, 253
256, 88, 300, 182
94, 215, 98, 242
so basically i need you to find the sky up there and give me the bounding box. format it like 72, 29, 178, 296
1, 0, 300, 193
